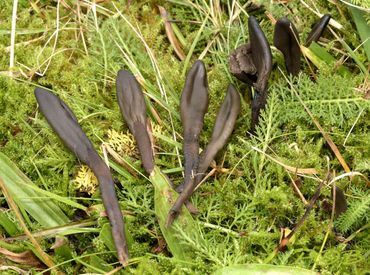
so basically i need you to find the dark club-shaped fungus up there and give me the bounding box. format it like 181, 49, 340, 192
167, 83, 240, 226
167, 60, 209, 225
273, 17, 301, 76
248, 17, 273, 94
34, 88, 129, 266
332, 186, 348, 217
305, 14, 331, 46
229, 16, 272, 134
195, 84, 241, 185
229, 43, 257, 86
116, 70, 154, 175
179, 60, 209, 190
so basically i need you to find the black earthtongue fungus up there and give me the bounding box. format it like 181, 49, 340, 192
167, 84, 241, 226
194, 84, 241, 185
116, 70, 154, 175
166, 60, 209, 225
273, 17, 301, 76
332, 186, 348, 217
179, 60, 209, 191
305, 14, 331, 46
229, 16, 272, 134
229, 43, 257, 86
248, 16, 273, 94
34, 88, 129, 266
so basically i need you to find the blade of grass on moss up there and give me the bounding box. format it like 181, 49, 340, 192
0, 152, 69, 228
308, 42, 350, 75
182, 13, 209, 77
328, 27, 368, 75
150, 166, 204, 261
349, 6, 370, 62
15, 179, 87, 211
0, 211, 19, 236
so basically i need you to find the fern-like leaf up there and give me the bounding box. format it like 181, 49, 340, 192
335, 193, 370, 233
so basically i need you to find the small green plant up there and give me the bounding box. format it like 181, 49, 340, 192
335, 190, 370, 233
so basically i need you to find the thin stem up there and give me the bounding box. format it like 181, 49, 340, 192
9, 0, 18, 75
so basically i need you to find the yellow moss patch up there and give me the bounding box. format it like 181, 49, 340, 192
74, 165, 98, 195
106, 129, 137, 157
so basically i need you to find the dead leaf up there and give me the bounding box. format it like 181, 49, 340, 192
0, 247, 45, 268
151, 238, 166, 254
158, 6, 186, 61
0, 265, 28, 275
310, 116, 351, 173
252, 146, 318, 175
51, 236, 68, 250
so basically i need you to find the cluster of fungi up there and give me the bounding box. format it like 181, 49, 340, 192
34, 14, 331, 265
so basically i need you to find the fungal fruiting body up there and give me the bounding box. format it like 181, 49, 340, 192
229, 16, 272, 134
35, 88, 129, 266
115, 69, 203, 260
274, 17, 301, 76
116, 70, 154, 175
167, 60, 209, 225
168, 64, 241, 226
305, 14, 331, 46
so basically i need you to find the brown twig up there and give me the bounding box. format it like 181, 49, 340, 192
102, 143, 138, 178
278, 172, 330, 251
287, 172, 308, 205
158, 6, 185, 61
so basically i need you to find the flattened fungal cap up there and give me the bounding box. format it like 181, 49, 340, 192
229, 43, 257, 86
305, 14, 331, 46
248, 16, 272, 93
274, 17, 301, 76
228, 16, 273, 134
116, 70, 154, 174
35, 88, 129, 265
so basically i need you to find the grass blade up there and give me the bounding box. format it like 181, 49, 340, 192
0, 177, 57, 269
150, 166, 203, 261
0, 211, 19, 236
0, 152, 69, 228
213, 264, 317, 275
349, 6, 370, 62
307, 42, 350, 75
